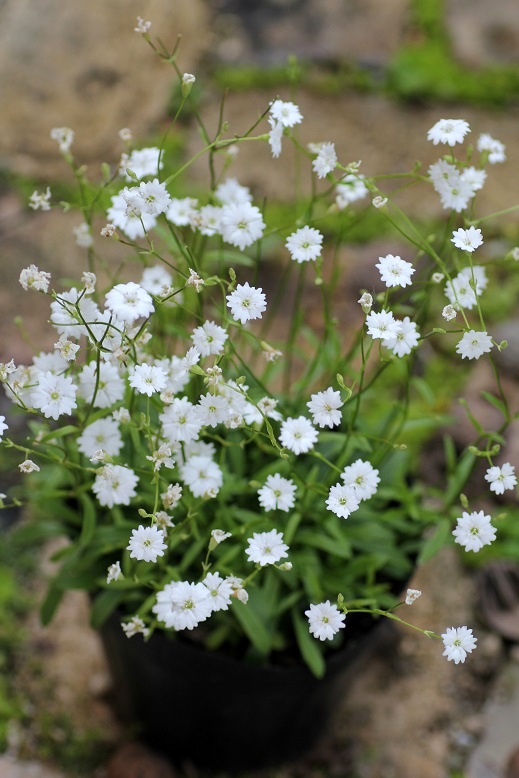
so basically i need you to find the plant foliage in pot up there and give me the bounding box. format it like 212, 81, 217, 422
2, 23, 517, 772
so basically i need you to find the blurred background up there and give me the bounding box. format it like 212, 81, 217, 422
1, 1, 519, 776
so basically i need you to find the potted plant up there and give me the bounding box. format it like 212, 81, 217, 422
1, 21, 517, 771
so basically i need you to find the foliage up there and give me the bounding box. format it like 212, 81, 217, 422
1, 31, 518, 678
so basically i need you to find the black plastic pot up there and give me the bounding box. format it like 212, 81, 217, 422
100, 611, 388, 772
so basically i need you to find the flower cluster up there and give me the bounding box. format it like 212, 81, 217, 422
3, 46, 517, 680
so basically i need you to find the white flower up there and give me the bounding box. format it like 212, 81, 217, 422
122, 616, 149, 638
107, 192, 157, 239
146, 443, 175, 472
211, 529, 232, 545
197, 205, 223, 237
375, 254, 415, 288
439, 177, 475, 212
441, 626, 477, 664
384, 317, 420, 357
78, 362, 125, 409
129, 364, 168, 396
180, 455, 223, 498
92, 464, 139, 508
372, 195, 388, 209
161, 483, 182, 510
140, 265, 173, 295
105, 282, 154, 324
29, 187, 52, 211
461, 166, 486, 192
445, 266, 487, 310
451, 227, 483, 253
153, 581, 213, 631
182, 72, 196, 86
106, 562, 123, 584
127, 524, 167, 563
100, 223, 117, 237
220, 203, 265, 250
258, 474, 297, 512
0, 360, 16, 381
268, 116, 283, 158
73, 223, 93, 248
124, 178, 171, 217
269, 99, 303, 127
19, 459, 40, 473
341, 459, 380, 501
195, 392, 230, 427
366, 309, 401, 341
0, 416, 7, 440
186, 268, 205, 292
246, 529, 289, 566
134, 16, 151, 33
405, 588, 422, 605
312, 142, 337, 178
452, 510, 496, 552
31, 372, 77, 420
77, 418, 123, 458
477, 133, 506, 164
50, 127, 74, 153
80, 272, 96, 295
279, 416, 318, 455
226, 282, 267, 324
456, 330, 493, 360
428, 160, 476, 212
442, 304, 457, 321
121, 147, 163, 180
203, 572, 233, 612
50, 288, 101, 339
166, 197, 198, 227
484, 463, 517, 495
427, 118, 470, 146
307, 388, 343, 429
305, 601, 346, 641
227, 576, 248, 603
285, 226, 323, 263
326, 483, 360, 519
214, 178, 252, 206
358, 292, 373, 313
161, 397, 203, 444
335, 175, 369, 208
191, 321, 228, 357
19, 265, 51, 293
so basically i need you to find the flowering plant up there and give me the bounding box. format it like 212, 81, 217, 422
2, 28, 518, 677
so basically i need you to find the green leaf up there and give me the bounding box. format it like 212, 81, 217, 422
480, 391, 509, 421
79, 492, 97, 546
231, 598, 272, 655
37, 424, 78, 443
444, 451, 476, 505
417, 518, 451, 565
292, 610, 325, 678
296, 530, 352, 559
204, 250, 255, 267
40, 584, 65, 625
90, 589, 127, 629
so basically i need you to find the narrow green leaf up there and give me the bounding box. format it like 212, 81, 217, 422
417, 518, 451, 565
231, 598, 272, 655
444, 451, 476, 505
296, 530, 352, 559
90, 589, 127, 629
481, 391, 509, 421
40, 584, 65, 625
292, 610, 325, 678
79, 492, 97, 546
38, 424, 78, 443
